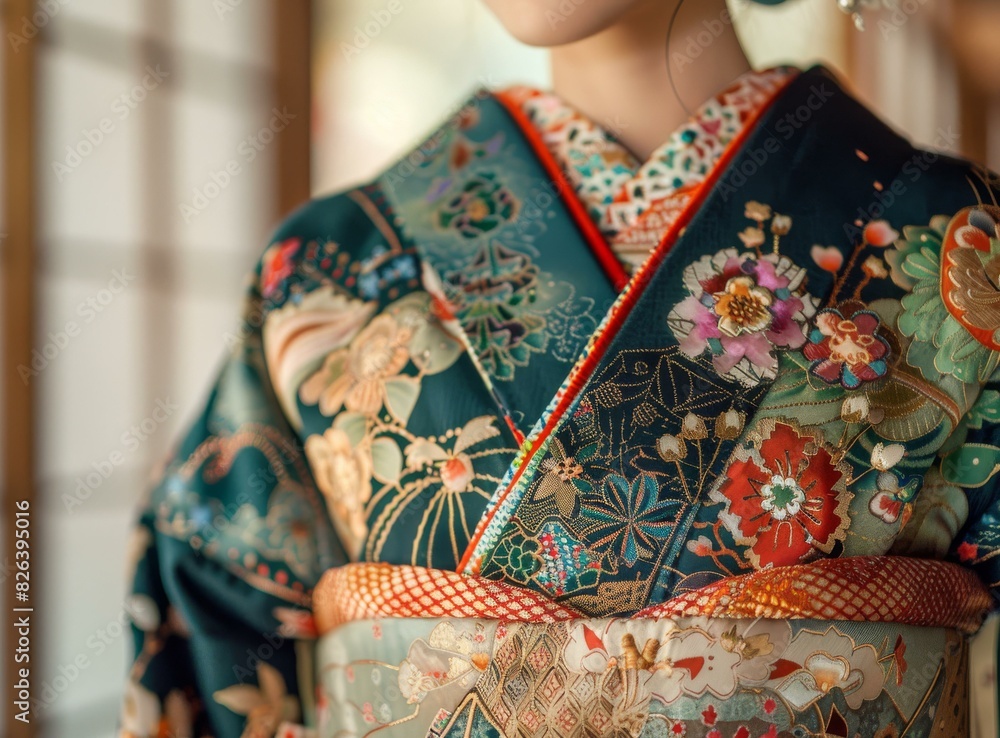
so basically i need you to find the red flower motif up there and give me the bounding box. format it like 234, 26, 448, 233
701, 704, 718, 726
712, 420, 852, 568
957, 541, 979, 562
763, 698, 776, 715
261, 237, 301, 297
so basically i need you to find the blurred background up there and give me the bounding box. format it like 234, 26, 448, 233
1, 0, 999, 735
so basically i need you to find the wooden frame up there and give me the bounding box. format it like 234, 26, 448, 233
2, 0, 38, 736
274, 0, 313, 216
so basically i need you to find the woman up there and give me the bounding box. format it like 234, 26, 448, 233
120, 1, 1000, 736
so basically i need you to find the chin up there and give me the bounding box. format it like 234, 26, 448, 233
481, 0, 652, 47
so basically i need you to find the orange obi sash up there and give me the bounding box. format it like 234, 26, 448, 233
314, 555, 992, 635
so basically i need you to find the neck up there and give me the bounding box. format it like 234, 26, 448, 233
549, 0, 751, 160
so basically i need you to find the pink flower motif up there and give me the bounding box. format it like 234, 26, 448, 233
261, 237, 301, 297
810, 244, 843, 273
669, 251, 815, 387
686, 535, 713, 556
864, 220, 900, 247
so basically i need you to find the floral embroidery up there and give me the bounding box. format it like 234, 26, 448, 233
260, 237, 301, 298
668, 204, 817, 388
772, 628, 883, 711
893, 208, 1000, 383
669, 246, 816, 387
530, 437, 590, 520
398, 622, 491, 706
405, 416, 503, 496
304, 427, 373, 560
940, 204, 1000, 350
120, 682, 194, 738
579, 473, 677, 567
300, 313, 414, 418
491, 537, 543, 584
803, 303, 891, 389
444, 243, 549, 380
213, 663, 300, 738
710, 420, 852, 569
437, 171, 519, 238
263, 287, 377, 430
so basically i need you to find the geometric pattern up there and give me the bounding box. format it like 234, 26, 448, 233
313, 563, 581, 634
313, 557, 993, 637
639, 556, 992, 634
473, 625, 647, 738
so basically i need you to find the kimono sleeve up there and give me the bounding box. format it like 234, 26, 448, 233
950, 379, 1000, 601
120, 252, 346, 738
945, 378, 1000, 737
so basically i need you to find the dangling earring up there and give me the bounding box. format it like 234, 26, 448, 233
836, 0, 873, 31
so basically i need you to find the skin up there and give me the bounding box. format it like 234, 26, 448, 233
481, 0, 753, 159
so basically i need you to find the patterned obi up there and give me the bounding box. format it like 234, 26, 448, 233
311, 557, 991, 737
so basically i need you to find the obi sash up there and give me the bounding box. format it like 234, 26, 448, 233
311, 557, 991, 737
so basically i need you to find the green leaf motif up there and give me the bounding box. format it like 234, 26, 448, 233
371, 436, 403, 484
384, 376, 421, 425
333, 411, 368, 446
754, 352, 846, 428
941, 444, 1000, 488
967, 390, 1000, 430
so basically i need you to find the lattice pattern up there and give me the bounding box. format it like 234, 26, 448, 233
640, 556, 992, 634
314, 557, 993, 636
313, 563, 581, 634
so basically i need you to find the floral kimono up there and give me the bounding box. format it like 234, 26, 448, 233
121, 65, 1000, 738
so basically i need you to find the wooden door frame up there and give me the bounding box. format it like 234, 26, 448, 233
2, 0, 38, 736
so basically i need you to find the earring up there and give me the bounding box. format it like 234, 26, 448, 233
836, 0, 871, 31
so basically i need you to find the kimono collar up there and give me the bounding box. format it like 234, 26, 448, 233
504, 66, 799, 270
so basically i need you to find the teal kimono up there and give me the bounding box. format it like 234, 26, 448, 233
121, 66, 1000, 737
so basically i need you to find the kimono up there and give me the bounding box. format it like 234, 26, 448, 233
121, 64, 1000, 738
